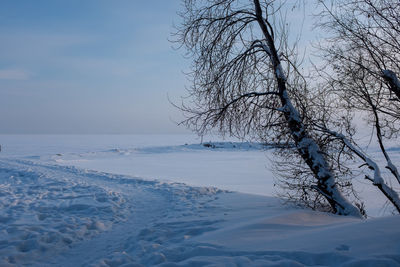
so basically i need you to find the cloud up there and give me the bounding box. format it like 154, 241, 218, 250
0, 69, 31, 80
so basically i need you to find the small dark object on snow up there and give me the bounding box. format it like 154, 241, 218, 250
203, 143, 215, 148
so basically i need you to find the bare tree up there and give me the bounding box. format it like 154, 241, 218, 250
174, 0, 362, 216
315, 0, 400, 213
273, 88, 365, 214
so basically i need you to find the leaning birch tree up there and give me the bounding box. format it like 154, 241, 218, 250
175, 0, 361, 216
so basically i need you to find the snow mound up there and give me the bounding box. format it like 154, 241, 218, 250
103, 142, 268, 156
45, 142, 268, 164
90, 193, 400, 267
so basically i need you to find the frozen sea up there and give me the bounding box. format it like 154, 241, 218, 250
0, 134, 399, 266
0, 134, 274, 196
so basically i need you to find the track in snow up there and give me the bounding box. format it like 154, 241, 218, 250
0, 159, 223, 266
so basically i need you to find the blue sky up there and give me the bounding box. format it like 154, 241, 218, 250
0, 1, 317, 134
0, 0, 190, 134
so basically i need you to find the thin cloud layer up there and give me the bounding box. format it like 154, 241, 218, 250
0, 69, 31, 80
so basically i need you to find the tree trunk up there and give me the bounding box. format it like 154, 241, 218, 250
382, 70, 400, 100
253, 0, 361, 217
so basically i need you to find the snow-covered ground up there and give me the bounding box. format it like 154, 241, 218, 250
0, 135, 399, 266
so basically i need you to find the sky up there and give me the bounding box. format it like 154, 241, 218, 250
0, 0, 191, 134
0, 1, 317, 135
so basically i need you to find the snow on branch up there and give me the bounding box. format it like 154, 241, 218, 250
316, 126, 400, 212
382, 69, 400, 100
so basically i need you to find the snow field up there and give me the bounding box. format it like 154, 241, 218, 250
0, 159, 127, 265
0, 158, 224, 266
0, 135, 399, 266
